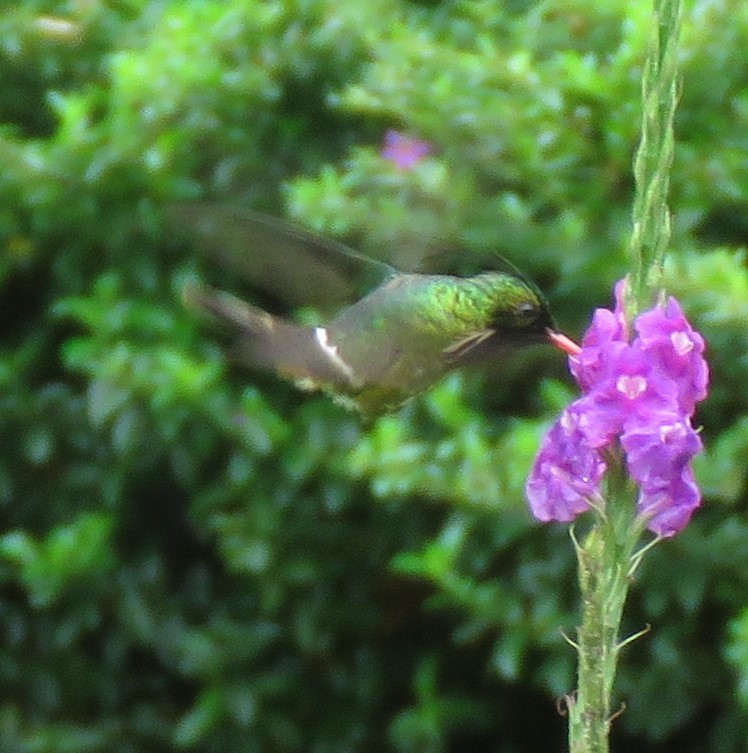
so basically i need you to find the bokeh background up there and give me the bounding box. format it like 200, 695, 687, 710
1, 1, 748, 751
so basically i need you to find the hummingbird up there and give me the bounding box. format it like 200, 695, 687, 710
174, 205, 580, 418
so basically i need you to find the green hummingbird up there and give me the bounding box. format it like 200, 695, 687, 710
174, 205, 580, 417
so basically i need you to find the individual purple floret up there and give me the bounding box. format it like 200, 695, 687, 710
635, 467, 701, 537
526, 407, 608, 523
526, 279, 709, 536
634, 297, 709, 414
381, 130, 431, 170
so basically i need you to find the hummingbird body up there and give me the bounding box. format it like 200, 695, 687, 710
176, 205, 579, 417
323, 272, 549, 412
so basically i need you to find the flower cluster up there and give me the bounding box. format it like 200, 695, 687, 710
381, 130, 431, 170
526, 280, 709, 537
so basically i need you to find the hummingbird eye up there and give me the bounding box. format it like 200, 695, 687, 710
515, 301, 539, 325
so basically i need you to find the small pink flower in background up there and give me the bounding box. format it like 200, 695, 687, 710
526, 279, 709, 537
381, 130, 431, 170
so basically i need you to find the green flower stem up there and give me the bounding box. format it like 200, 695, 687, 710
627, 0, 683, 319
567, 464, 643, 753
566, 5, 683, 749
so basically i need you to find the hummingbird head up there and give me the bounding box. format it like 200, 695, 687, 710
483, 274, 581, 355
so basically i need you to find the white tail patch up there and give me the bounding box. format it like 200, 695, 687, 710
314, 327, 356, 380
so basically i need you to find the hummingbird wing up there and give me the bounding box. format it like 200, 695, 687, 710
170, 204, 398, 310
417, 245, 547, 291
442, 329, 496, 361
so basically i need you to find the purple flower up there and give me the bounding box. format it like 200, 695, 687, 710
636, 467, 701, 537
621, 415, 702, 488
634, 297, 709, 414
526, 407, 608, 523
381, 130, 431, 170
526, 279, 709, 537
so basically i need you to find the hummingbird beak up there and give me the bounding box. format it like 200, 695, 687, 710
546, 328, 582, 356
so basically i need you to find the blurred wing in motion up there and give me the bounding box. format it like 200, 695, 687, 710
169, 204, 397, 311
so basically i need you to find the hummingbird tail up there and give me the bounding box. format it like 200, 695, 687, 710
184, 284, 355, 389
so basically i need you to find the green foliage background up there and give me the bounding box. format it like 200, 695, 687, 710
1, 1, 747, 751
